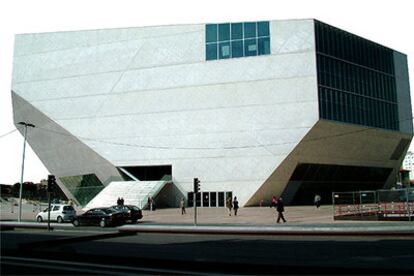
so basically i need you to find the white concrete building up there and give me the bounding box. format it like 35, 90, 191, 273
403, 151, 414, 179
11, 19, 412, 208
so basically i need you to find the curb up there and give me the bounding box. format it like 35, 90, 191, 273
118, 224, 414, 236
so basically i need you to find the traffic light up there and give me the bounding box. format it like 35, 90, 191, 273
193, 178, 200, 193
47, 174, 56, 192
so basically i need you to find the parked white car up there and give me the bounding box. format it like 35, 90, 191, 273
36, 204, 76, 223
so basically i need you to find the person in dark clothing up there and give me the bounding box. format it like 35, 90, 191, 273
117, 197, 121, 206
147, 197, 152, 210
180, 198, 186, 215
120, 197, 125, 206
276, 197, 287, 223
233, 196, 239, 216
314, 194, 321, 209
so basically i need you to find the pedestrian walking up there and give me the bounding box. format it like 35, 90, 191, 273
226, 196, 233, 216
314, 194, 321, 209
117, 197, 121, 206
233, 196, 239, 216
180, 197, 186, 215
276, 197, 287, 223
152, 198, 156, 211
120, 197, 125, 206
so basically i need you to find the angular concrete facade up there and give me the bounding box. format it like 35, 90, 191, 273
11, 19, 412, 207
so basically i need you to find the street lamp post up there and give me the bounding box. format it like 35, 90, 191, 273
17, 121, 35, 222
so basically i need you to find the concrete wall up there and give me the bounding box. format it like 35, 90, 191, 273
12, 19, 317, 206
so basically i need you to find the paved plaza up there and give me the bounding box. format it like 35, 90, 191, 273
0, 198, 401, 225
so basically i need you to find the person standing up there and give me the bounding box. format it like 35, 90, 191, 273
226, 196, 233, 216
314, 194, 321, 209
276, 197, 287, 223
11, 198, 14, 213
180, 197, 186, 215
147, 197, 151, 211
233, 196, 239, 216
271, 195, 277, 208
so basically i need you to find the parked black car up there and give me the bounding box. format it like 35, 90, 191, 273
72, 208, 124, 227
111, 205, 143, 223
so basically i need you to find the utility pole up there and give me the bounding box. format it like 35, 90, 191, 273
17, 121, 35, 222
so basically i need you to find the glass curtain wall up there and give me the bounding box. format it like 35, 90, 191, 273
206, 21, 270, 60
59, 174, 104, 207
315, 20, 398, 131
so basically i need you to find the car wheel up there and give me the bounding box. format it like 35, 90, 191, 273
57, 216, 63, 223
100, 219, 106, 228
72, 219, 80, 227
37, 216, 43, 222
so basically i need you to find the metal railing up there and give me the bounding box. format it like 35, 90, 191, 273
333, 188, 413, 221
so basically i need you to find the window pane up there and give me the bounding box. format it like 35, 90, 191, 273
231, 23, 242, 40
244, 38, 257, 56
206, 24, 217, 43
206, 43, 217, 60
231, 40, 243, 58
258, 37, 270, 55
257, 21, 269, 37
218, 23, 230, 41
244, 22, 256, 38
219, 42, 231, 59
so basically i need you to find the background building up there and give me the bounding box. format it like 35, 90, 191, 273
11, 19, 412, 208
403, 151, 414, 180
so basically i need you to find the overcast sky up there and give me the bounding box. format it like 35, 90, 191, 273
0, 0, 413, 184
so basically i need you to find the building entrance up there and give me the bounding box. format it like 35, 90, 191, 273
188, 191, 232, 207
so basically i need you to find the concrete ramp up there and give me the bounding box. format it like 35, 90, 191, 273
84, 180, 168, 210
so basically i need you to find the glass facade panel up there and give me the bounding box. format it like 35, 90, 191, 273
59, 174, 104, 207
219, 42, 231, 59
244, 22, 256, 38
315, 20, 398, 131
231, 40, 243, 58
206, 43, 217, 60
244, 38, 257, 56
206, 24, 217, 43
231, 23, 243, 40
218, 23, 230, 41
257, 21, 270, 37
258, 37, 270, 55
206, 21, 270, 60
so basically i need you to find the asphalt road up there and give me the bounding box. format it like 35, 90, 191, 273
2, 227, 414, 275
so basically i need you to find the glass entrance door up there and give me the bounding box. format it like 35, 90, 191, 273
218, 192, 225, 207
210, 192, 217, 207
202, 192, 210, 207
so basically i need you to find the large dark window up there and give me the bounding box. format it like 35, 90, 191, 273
206, 21, 270, 60
121, 165, 171, 181
315, 20, 398, 131
287, 163, 393, 205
